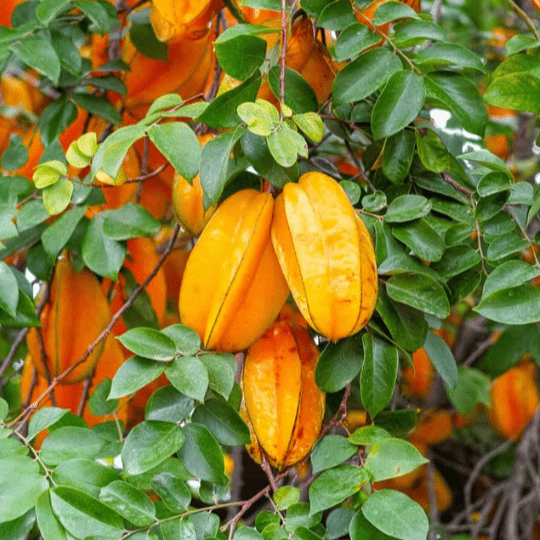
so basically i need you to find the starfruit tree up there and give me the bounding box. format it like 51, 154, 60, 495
1, 0, 540, 539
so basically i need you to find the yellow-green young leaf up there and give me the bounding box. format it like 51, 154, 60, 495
66, 142, 91, 169
267, 127, 298, 167
33, 161, 67, 189
293, 112, 324, 143
274, 486, 300, 510
237, 102, 275, 137
42, 177, 73, 215
256, 98, 280, 123
77, 132, 98, 156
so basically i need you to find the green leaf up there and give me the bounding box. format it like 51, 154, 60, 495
146, 386, 194, 423
318, 0, 356, 30
309, 465, 369, 515
392, 219, 444, 262
81, 212, 126, 280
382, 130, 415, 184
198, 353, 236, 400
36, 491, 68, 540
315, 335, 363, 392
475, 283, 540, 325
16, 200, 49, 232
268, 126, 300, 168
292, 112, 324, 143
0, 398, 7, 422
215, 32, 267, 80
386, 272, 450, 319
122, 421, 185, 476
484, 72, 540, 114
373, 1, 420, 24
88, 379, 118, 416
505, 35, 539, 55
340, 180, 361, 205
117, 328, 176, 361
0, 262, 18, 317
103, 203, 160, 240
179, 423, 227, 485
424, 72, 487, 136
161, 324, 201, 356
109, 356, 165, 399
268, 66, 319, 112
311, 435, 358, 474
349, 511, 396, 540
50, 487, 124, 540
161, 518, 197, 540
362, 490, 428, 540
147, 94, 183, 116
301, 0, 333, 17
372, 71, 425, 140
482, 260, 540, 299
362, 191, 387, 212
42, 177, 73, 215
274, 486, 301, 511
41, 206, 86, 259
0, 462, 48, 522
1, 134, 29, 171
197, 71, 261, 128
33, 160, 66, 189
431, 244, 481, 278
449, 367, 491, 415
385, 195, 431, 223
458, 150, 511, 176
151, 473, 191, 512
326, 508, 356, 540
332, 48, 401, 106
27, 407, 69, 441
165, 356, 209, 402
486, 233, 528, 261
360, 334, 399, 418
415, 42, 484, 72
373, 410, 418, 438
129, 22, 168, 60
40, 427, 106, 467
147, 123, 201, 181
241, 131, 299, 188
11, 33, 61, 84
71, 93, 121, 125
200, 126, 246, 208
334, 23, 380, 61
375, 289, 426, 352
52, 459, 120, 499
99, 480, 156, 527
192, 398, 250, 446
91, 124, 144, 181
394, 20, 445, 47
415, 128, 451, 173
37, 0, 72, 24
364, 438, 428, 482
75, 0, 117, 33
348, 425, 391, 445
423, 331, 458, 390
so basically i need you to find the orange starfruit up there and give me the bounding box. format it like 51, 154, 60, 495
271, 172, 378, 342
27, 254, 112, 385
242, 318, 325, 470
179, 189, 289, 352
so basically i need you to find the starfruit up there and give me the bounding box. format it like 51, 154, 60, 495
179, 189, 289, 352
271, 172, 378, 342
488, 362, 540, 440
27, 254, 112, 385
172, 134, 216, 237
242, 317, 325, 470
150, 0, 224, 42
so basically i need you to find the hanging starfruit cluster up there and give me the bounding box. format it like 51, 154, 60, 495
179, 171, 379, 353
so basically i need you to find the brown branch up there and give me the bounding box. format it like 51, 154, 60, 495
441, 173, 473, 197
8, 225, 182, 430
279, 0, 288, 113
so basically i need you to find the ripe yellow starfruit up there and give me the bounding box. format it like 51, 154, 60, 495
27, 254, 112, 384
179, 189, 289, 352
242, 317, 325, 470
150, 0, 224, 42
172, 134, 216, 237
271, 172, 378, 342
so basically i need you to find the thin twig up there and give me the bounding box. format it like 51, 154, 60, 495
279, 0, 288, 113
